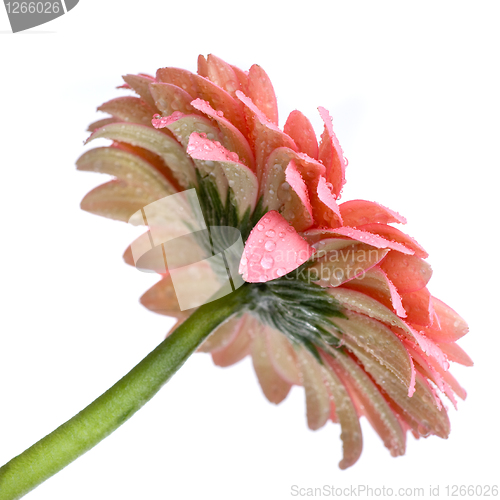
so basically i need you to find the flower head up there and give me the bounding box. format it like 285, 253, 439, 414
78, 54, 471, 468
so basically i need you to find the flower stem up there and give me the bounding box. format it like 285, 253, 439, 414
0, 284, 250, 500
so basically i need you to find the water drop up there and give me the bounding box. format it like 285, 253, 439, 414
265, 229, 275, 238
257, 224, 264, 231
265, 241, 276, 252
260, 255, 274, 270
278, 232, 286, 238
259, 274, 268, 281
276, 268, 287, 277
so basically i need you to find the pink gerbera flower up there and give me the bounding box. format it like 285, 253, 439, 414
78, 54, 471, 469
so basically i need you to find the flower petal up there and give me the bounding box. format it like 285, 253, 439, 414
309, 243, 389, 288
339, 200, 407, 227
86, 123, 196, 188
247, 64, 279, 125
332, 311, 415, 394
380, 252, 432, 293
80, 180, 158, 222
139, 275, 188, 322
187, 133, 258, 216
240, 211, 315, 282
265, 327, 302, 385
325, 352, 406, 458
206, 54, 241, 97
149, 82, 200, 117
283, 160, 314, 230
252, 330, 292, 404
122, 74, 158, 110
296, 349, 331, 431
437, 342, 473, 367
320, 357, 363, 469
401, 287, 434, 327
76, 146, 176, 196
284, 110, 319, 159
421, 298, 469, 343
314, 176, 343, 227
198, 315, 246, 353
318, 106, 347, 197
212, 314, 257, 367
190, 98, 255, 170
156, 67, 199, 98
342, 266, 406, 318
356, 223, 428, 258
236, 91, 297, 180
98, 96, 156, 127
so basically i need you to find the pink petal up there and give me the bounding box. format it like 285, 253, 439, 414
236, 91, 297, 180
198, 315, 243, 353
303, 227, 414, 255
380, 252, 432, 293
197, 54, 209, 77
356, 223, 428, 258
401, 287, 434, 327
156, 67, 199, 98
190, 98, 255, 170
325, 351, 406, 458
187, 133, 258, 215
296, 349, 331, 431
211, 314, 256, 367
252, 330, 292, 404
205, 54, 241, 97
318, 106, 347, 197
421, 298, 469, 343
122, 74, 158, 110
149, 82, 201, 117
339, 200, 407, 227
437, 342, 473, 367
86, 122, 196, 188
98, 96, 156, 127
284, 110, 319, 159
315, 176, 343, 227
247, 64, 279, 125
240, 211, 315, 282
265, 327, 302, 385
230, 65, 249, 94
284, 160, 314, 223
342, 266, 406, 318
309, 242, 389, 288
320, 356, 363, 468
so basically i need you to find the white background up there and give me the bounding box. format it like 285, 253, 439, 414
0, 2, 498, 499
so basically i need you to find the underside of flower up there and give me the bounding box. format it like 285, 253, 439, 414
78, 54, 472, 469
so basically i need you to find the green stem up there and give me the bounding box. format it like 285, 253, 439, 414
0, 284, 250, 500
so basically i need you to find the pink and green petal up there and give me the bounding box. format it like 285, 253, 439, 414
156, 67, 199, 98
318, 106, 347, 197
296, 349, 331, 431
339, 200, 407, 227
422, 298, 469, 343
314, 176, 343, 228
139, 275, 188, 322
121, 74, 158, 110
239, 211, 315, 283
320, 357, 363, 469
332, 311, 415, 395
149, 82, 200, 117
190, 98, 255, 170
325, 352, 405, 458
98, 97, 156, 127
187, 133, 258, 215
284, 110, 319, 159
251, 331, 292, 404
86, 123, 196, 188
342, 266, 406, 318
265, 328, 302, 386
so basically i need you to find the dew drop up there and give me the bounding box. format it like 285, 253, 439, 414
257, 224, 264, 231
260, 255, 274, 270
278, 231, 286, 238
259, 274, 268, 281
265, 229, 275, 238
276, 268, 287, 277
264, 240, 276, 252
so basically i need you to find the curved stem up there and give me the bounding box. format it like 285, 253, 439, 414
0, 284, 250, 500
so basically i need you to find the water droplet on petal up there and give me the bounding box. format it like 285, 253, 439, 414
260, 255, 274, 270
276, 268, 287, 277
259, 274, 268, 281
257, 224, 264, 231
264, 240, 276, 251
265, 229, 275, 238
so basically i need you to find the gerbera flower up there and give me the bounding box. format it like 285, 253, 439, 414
77, 54, 471, 469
